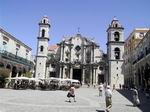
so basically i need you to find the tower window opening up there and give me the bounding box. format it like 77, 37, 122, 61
114, 32, 120, 41
114, 47, 120, 59
41, 29, 45, 37
40, 46, 44, 52
115, 24, 118, 28
43, 19, 46, 24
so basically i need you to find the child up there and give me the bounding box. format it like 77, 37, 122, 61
67, 85, 76, 102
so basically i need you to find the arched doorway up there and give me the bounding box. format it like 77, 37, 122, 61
6, 64, 11, 70
12, 66, 17, 77
98, 74, 104, 84
73, 69, 82, 82
18, 67, 22, 77
144, 63, 150, 86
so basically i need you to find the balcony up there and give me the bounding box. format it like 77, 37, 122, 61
0, 50, 34, 67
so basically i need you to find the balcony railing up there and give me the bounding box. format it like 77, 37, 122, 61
0, 50, 34, 67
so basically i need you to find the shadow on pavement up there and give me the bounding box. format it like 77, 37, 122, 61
117, 89, 150, 112
96, 109, 105, 112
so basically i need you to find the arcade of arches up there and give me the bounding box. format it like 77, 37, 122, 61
0, 60, 30, 78
135, 63, 150, 89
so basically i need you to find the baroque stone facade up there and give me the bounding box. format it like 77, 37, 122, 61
35, 16, 107, 85
47, 34, 107, 85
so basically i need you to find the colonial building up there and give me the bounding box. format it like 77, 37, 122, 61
132, 30, 150, 89
106, 18, 125, 88
0, 27, 34, 77
124, 28, 149, 87
35, 16, 107, 85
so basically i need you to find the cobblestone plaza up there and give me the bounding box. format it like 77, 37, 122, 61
0, 86, 149, 112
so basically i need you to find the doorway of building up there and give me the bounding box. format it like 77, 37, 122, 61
73, 69, 81, 82
12, 66, 17, 77
98, 74, 104, 84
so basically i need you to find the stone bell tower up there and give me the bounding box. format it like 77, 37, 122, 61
35, 16, 50, 79
107, 17, 125, 88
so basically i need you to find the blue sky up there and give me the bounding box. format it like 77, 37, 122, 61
0, 0, 150, 55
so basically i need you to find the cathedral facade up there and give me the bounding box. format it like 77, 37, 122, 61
35, 16, 107, 85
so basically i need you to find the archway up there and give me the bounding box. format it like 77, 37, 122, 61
98, 74, 104, 84
12, 66, 17, 77
144, 63, 150, 85
114, 47, 120, 59
73, 69, 82, 82
6, 64, 11, 70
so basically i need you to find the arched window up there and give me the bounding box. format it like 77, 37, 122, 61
41, 29, 45, 37
43, 19, 46, 24
114, 32, 120, 41
40, 46, 44, 52
114, 47, 120, 59
115, 24, 118, 28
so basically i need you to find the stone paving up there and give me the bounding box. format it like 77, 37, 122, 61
0, 86, 149, 112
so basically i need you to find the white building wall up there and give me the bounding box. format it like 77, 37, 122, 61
0, 30, 32, 61
110, 61, 124, 87
35, 57, 47, 78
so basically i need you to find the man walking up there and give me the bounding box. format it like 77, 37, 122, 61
105, 85, 112, 112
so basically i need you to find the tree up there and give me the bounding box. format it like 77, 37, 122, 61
23, 71, 32, 78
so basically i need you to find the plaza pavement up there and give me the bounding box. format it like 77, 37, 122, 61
0, 86, 149, 112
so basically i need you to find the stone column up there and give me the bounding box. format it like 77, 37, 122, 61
90, 67, 93, 85
16, 72, 19, 77
82, 67, 85, 84
59, 67, 62, 78
70, 67, 73, 79
93, 67, 97, 85
63, 66, 65, 79
70, 46, 72, 62
60, 45, 63, 61
59, 65, 64, 78
83, 46, 86, 64
91, 46, 93, 63
93, 68, 95, 85
95, 68, 98, 84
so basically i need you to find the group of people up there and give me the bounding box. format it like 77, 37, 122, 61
66, 83, 141, 112
98, 83, 141, 112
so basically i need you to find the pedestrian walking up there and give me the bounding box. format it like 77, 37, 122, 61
98, 83, 103, 96
145, 88, 150, 99
132, 86, 140, 106
67, 85, 76, 102
112, 84, 115, 91
105, 85, 112, 112
119, 84, 122, 89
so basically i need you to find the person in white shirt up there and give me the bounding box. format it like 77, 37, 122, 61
105, 85, 112, 112
98, 83, 103, 96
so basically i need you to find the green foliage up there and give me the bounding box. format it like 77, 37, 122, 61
23, 71, 32, 78
0, 68, 10, 78
0, 68, 10, 88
